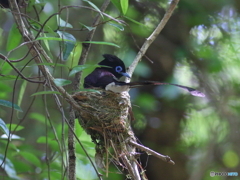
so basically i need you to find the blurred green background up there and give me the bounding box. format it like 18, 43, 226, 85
0, 0, 240, 179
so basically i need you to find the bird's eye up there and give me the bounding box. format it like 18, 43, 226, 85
115, 66, 122, 72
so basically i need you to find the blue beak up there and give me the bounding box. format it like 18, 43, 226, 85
119, 72, 131, 78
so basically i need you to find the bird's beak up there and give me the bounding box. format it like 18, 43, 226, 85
119, 72, 131, 78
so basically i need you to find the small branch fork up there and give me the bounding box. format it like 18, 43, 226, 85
129, 140, 175, 165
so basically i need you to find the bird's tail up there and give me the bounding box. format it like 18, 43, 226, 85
125, 81, 205, 97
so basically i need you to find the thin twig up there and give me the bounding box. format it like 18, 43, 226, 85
0, 53, 44, 83
68, 108, 76, 180
122, 155, 141, 180
129, 140, 175, 165
127, 0, 180, 78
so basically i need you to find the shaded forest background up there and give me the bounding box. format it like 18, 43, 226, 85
0, 0, 240, 180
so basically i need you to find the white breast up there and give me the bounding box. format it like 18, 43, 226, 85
105, 82, 130, 93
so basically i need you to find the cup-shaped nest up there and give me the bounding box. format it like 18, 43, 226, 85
72, 90, 133, 144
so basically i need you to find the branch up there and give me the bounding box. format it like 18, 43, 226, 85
129, 140, 175, 165
127, 0, 180, 77
0, 53, 44, 83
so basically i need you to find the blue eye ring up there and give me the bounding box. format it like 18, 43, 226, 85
115, 66, 122, 72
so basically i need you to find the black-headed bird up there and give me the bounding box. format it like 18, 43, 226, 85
84, 54, 205, 97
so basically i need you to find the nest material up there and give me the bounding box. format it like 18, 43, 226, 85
73, 90, 133, 138
72, 90, 143, 179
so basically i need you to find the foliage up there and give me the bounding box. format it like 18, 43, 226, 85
0, 0, 240, 180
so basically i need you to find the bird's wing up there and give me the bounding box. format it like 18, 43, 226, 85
84, 69, 119, 89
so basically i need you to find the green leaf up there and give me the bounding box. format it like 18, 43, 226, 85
57, 15, 73, 28
66, 42, 82, 69
43, 25, 55, 34
36, 37, 75, 43
69, 66, 86, 77
0, 75, 18, 80
19, 152, 41, 167
81, 41, 120, 48
124, 16, 146, 26
79, 22, 96, 31
0, 118, 10, 138
41, 33, 50, 52
6, 23, 22, 51
69, 64, 97, 77
31, 91, 61, 96
0, 62, 12, 74
18, 80, 27, 111
29, 112, 46, 124
6, 124, 24, 132
111, 0, 121, 12
36, 136, 46, 143
0, 154, 19, 180
120, 0, 129, 15
83, 0, 103, 18
0, 100, 23, 112
0, 82, 12, 92
69, 64, 108, 77
57, 31, 76, 60
54, 78, 72, 87
36, 136, 59, 151
108, 22, 124, 31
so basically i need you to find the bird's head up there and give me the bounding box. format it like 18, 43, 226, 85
98, 54, 131, 79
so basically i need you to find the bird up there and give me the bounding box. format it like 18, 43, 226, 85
84, 54, 205, 97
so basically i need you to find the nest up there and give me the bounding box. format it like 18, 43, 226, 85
73, 90, 132, 139
72, 90, 143, 179
72, 90, 174, 179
